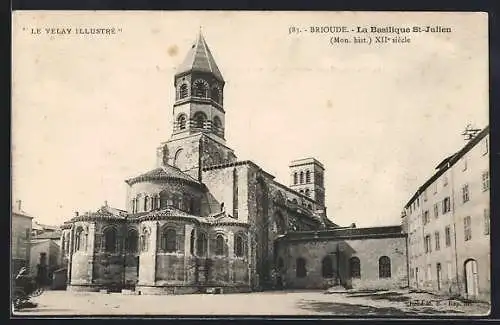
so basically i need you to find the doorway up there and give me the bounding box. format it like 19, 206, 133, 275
464, 259, 479, 299
436, 263, 442, 291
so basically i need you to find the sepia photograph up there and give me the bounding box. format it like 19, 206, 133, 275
11, 11, 489, 317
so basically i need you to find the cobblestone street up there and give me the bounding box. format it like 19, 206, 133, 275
13, 289, 490, 317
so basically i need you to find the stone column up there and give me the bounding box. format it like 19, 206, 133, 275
138, 221, 158, 286
67, 225, 74, 284
184, 224, 194, 284
248, 232, 253, 288
87, 223, 96, 283
227, 231, 234, 283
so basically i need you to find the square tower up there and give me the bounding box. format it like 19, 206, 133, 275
289, 158, 325, 207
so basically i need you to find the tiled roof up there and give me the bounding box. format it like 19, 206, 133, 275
32, 221, 59, 231
280, 225, 404, 242
125, 165, 200, 186
404, 125, 489, 208
33, 230, 62, 240
12, 208, 34, 219
69, 205, 128, 222
137, 208, 248, 226
136, 207, 199, 222
176, 31, 224, 81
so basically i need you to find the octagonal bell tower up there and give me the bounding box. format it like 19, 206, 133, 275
171, 31, 226, 142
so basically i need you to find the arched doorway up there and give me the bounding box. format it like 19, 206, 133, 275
436, 263, 442, 291
464, 259, 479, 299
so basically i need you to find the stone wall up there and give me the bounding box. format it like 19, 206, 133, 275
278, 235, 408, 291
202, 164, 249, 220
12, 214, 32, 273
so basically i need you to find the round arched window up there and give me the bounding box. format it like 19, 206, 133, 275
179, 84, 188, 99
211, 87, 220, 103
193, 112, 207, 129
177, 114, 187, 130
193, 79, 208, 98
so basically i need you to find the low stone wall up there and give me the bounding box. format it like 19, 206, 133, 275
67, 284, 102, 292
136, 284, 251, 295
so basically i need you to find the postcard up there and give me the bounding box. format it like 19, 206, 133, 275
11, 11, 489, 317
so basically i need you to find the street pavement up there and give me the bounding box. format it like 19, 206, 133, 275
12, 289, 490, 317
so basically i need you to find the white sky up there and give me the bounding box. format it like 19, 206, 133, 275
12, 11, 488, 228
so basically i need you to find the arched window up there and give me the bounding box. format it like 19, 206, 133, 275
177, 114, 187, 130
174, 194, 183, 210
144, 196, 149, 211
300, 171, 304, 184
126, 229, 139, 253
179, 83, 188, 99
293, 172, 298, 185
296, 257, 307, 278
182, 195, 191, 213
211, 87, 220, 103
322, 256, 334, 278
193, 111, 207, 129
235, 234, 244, 257
349, 257, 361, 278
190, 197, 196, 214
140, 228, 150, 252
307, 204, 312, 209
173, 148, 184, 168
213, 116, 222, 133
379, 256, 391, 278
197, 232, 207, 257
159, 191, 169, 209
215, 234, 225, 256
305, 189, 310, 197
193, 79, 208, 98
213, 116, 222, 128
299, 189, 304, 194
131, 198, 137, 213
292, 198, 298, 204
190, 229, 196, 255
162, 228, 177, 253
306, 170, 311, 183
103, 228, 117, 253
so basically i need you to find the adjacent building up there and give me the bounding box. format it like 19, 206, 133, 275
30, 228, 63, 286
59, 31, 408, 294
12, 200, 33, 275
402, 126, 490, 301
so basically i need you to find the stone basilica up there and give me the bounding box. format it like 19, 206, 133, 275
60, 32, 408, 294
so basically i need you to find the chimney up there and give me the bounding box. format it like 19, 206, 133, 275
16, 200, 22, 211
104, 200, 108, 207
461, 124, 481, 141
75, 211, 79, 217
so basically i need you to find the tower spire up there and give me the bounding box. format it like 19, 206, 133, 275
175, 31, 224, 82
171, 32, 226, 141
